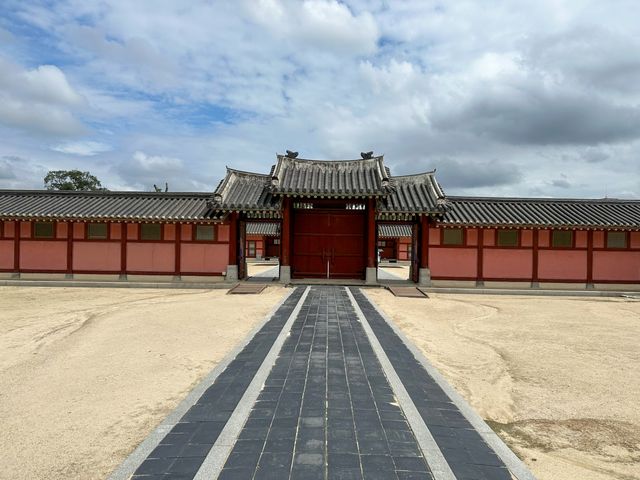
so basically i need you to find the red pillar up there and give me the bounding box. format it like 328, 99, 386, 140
174, 223, 181, 276
587, 229, 593, 285
66, 222, 73, 275
367, 198, 376, 268
120, 222, 127, 276
477, 227, 484, 284
281, 197, 291, 266
13, 221, 20, 273
228, 213, 238, 266
532, 229, 539, 285
420, 215, 429, 268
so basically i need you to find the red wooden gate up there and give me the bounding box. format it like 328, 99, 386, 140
292, 209, 365, 279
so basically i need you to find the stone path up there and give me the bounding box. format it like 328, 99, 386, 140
112, 286, 533, 480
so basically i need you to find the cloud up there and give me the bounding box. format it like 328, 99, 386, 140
430, 158, 523, 190
115, 151, 191, 190
1, 1, 640, 199
51, 141, 112, 156
0, 156, 17, 179
0, 57, 86, 135
246, 0, 378, 55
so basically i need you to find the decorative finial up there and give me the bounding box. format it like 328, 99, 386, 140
360, 151, 374, 159
285, 150, 298, 158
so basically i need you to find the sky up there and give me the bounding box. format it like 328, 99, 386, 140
0, 0, 639, 198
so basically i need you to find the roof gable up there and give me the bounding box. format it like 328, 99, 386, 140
270, 155, 392, 196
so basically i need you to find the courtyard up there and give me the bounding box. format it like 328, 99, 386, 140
0, 285, 638, 479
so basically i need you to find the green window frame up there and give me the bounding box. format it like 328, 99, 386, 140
140, 223, 162, 240
34, 222, 54, 239
247, 240, 256, 257
606, 231, 627, 249
195, 225, 215, 241
552, 230, 573, 248
497, 229, 519, 247
87, 223, 108, 239
443, 228, 464, 245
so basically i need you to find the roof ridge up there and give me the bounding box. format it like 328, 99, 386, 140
0, 189, 214, 197
446, 195, 640, 203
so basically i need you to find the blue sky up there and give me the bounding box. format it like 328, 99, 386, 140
0, 0, 639, 197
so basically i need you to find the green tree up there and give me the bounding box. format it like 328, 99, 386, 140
44, 170, 107, 191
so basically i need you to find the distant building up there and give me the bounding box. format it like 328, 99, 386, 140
1, 153, 639, 288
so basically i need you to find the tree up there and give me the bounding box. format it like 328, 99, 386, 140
44, 170, 107, 191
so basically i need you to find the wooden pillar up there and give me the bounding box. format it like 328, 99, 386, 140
281, 197, 291, 266
477, 227, 484, 284
174, 223, 181, 276
66, 222, 73, 275
228, 213, 238, 266
532, 229, 539, 285
420, 215, 429, 268
13, 221, 20, 273
586, 229, 593, 286
366, 198, 376, 268
120, 222, 127, 277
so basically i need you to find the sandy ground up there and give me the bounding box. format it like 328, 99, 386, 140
0, 285, 288, 480
366, 289, 640, 480
378, 264, 411, 281
247, 263, 279, 277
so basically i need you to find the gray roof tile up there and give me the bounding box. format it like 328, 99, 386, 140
442, 197, 640, 229
378, 172, 445, 214
212, 168, 280, 211
270, 155, 392, 196
0, 190, 222, 221
378, 224, 412, 237
246, 222, 280, 236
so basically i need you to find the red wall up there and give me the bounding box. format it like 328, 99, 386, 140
428, 225, 640, 283
1, 220, 231, 276
181, 244, 228, 273
127, 243, 175, 273
429, 247, 477, 278
483, 249, 532, 279
538, 250, 587, 281
73, 242, 121, 272
593, 251, 640, 281
0, 240, 14, 269
20, 241, 67, 271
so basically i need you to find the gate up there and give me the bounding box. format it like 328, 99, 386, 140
292, 208, 365, 279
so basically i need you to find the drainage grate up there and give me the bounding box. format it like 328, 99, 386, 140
227, 283, 268, 294
387, 286, 429, 298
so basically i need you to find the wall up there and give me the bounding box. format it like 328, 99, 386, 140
0, 219, 230, 276
245, 234, 264, 258
428, 225, 640, 283
398, 238, 412, 261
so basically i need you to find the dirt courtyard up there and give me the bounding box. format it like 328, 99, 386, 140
367, 289, 640, 480
0, 285, 289, 480
1, 285, 639, 480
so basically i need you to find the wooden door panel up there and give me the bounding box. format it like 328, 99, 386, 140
292, 209, 365, 279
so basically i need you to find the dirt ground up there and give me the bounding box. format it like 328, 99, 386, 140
0, 285, 288, 480
366, 289, 640, 480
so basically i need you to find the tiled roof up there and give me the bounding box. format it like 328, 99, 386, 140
441, 197, 640, 229
270, 155, 392, 197
378, 172, 446, 214
246, 222, 280, 236
378, 224, 412, 238
212, 168, 281, 212
0, 190, 222, 221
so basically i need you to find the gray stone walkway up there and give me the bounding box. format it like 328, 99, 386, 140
114, 285, 534, 480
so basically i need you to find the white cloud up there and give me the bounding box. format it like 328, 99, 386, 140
0, 57, 86, 135
1, 0, 640, 198
51, 141, 112, 156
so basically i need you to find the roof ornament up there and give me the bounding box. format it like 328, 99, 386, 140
360, 151, 374, 159
285, 150, 298, 158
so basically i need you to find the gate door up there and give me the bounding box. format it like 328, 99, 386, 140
292, 208, 365, 279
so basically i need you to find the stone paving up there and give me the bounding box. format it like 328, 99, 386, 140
120, 285, 526, 480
